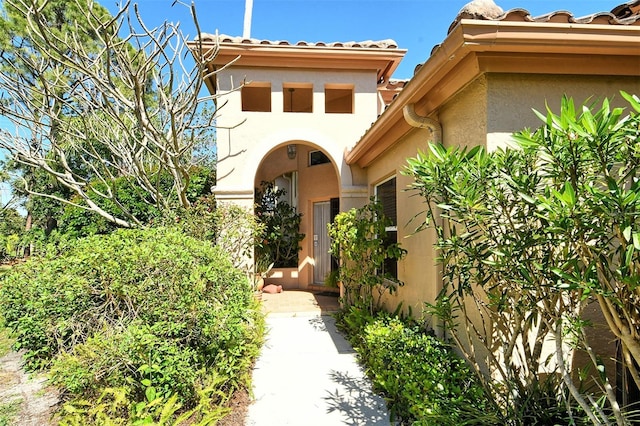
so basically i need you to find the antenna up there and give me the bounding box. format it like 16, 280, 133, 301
243, 0, 253, 39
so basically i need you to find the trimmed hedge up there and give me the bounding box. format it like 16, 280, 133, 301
337, 306, 494, 425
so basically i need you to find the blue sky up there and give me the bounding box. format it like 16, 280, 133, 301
0, 0, 625, 207
111, 0, 624, 80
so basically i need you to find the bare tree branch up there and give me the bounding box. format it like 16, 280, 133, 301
0, 0, 227, 227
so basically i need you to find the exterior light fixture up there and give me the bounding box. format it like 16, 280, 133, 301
287, 144, 297, 159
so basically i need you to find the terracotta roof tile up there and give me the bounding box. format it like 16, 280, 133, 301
197, 33, 400, 50
448, 0, 640, 34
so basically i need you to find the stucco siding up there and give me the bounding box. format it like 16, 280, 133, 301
214, 67, 379, 200
366, 128, 441, 316
438, 76, 489, 150
486, 74, 640, 150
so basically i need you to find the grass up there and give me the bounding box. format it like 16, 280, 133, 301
0, 328, 14, 359
0, 397, 22, 426
0, 265, 11, 277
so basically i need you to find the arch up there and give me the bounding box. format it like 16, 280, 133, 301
242, 127, 354, 188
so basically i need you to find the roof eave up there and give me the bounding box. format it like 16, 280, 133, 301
188, 40, 407, 84
346, 19, 640, 167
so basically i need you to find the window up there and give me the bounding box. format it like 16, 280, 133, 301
309, 150, 330, 166
283, 83, 313, 113
375, 177, 398, 279
325, 85, 353, 114
242, 82, 271, 112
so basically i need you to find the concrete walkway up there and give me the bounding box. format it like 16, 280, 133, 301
245, 291, 390, 425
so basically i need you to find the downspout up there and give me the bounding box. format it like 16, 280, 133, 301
403, 103, 442, 142
403, 103, 445, 339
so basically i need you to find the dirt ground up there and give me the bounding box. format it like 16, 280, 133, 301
0, 349, 251, 425
0, 351, 60, 425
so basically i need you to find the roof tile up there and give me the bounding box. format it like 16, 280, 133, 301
197, 33, 400, 50
448, 0, 640, 34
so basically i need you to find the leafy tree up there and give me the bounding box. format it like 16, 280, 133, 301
0, 0, 220, 228
404, 92, 640, 424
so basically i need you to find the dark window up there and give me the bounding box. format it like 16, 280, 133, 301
376, 177, 398, 279
309, 150, 330, 166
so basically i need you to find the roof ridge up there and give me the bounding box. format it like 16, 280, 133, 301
197, 33, 400, 49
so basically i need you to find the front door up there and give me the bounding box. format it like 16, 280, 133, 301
313, 201, 331, 284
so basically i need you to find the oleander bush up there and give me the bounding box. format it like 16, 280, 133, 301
0, 227, 264, 423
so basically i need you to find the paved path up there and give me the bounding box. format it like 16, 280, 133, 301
245, 312, 390, 425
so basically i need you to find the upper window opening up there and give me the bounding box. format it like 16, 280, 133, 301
309, 150, 330, 166
242, 82, 271, 112
325, 85, 354, 114
283, 83, 313, 113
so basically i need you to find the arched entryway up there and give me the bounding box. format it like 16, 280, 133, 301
254, 142, 340, 290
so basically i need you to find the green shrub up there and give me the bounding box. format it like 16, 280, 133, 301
0, 227, 264, 421
255, 181, 304, 268
328, 199, 406, 312
337, 308, 493, 425
164, 196, 264, 275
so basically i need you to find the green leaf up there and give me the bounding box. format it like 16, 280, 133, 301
564, 182, 576, 205
620, 90, 640, 113
633, 232, 640, 251
519, 192, 536, 204
145, 386, 156, 402
624, 226, 632, 242
581, 106, 596, 133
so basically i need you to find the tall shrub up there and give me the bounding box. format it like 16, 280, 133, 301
255, 181, 304, 268
404, 92, 640, 425
328, 198, 406, 312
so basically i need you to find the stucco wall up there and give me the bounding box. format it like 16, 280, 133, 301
438, 76, 489, 149
486, 74, 640, 151
365, 128, 441, 317
214, 67, 379, 199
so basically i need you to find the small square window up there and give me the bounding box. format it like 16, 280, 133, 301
309, 150, 330, 166
283, 84, 313, 113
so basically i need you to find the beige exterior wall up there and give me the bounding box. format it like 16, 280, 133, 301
214, 67, 378, 203
438, 76, 489, 150
364, 128, 441, 317
486, 74, 640, 151
363, 71, 640, 317
214, 66, 379, 287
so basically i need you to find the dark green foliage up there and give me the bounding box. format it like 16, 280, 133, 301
57, 166, 215, 238
0, 208, 25, 260
0, 227, 264, 419
336, 307, 493, 425
255, 181, 304, 268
